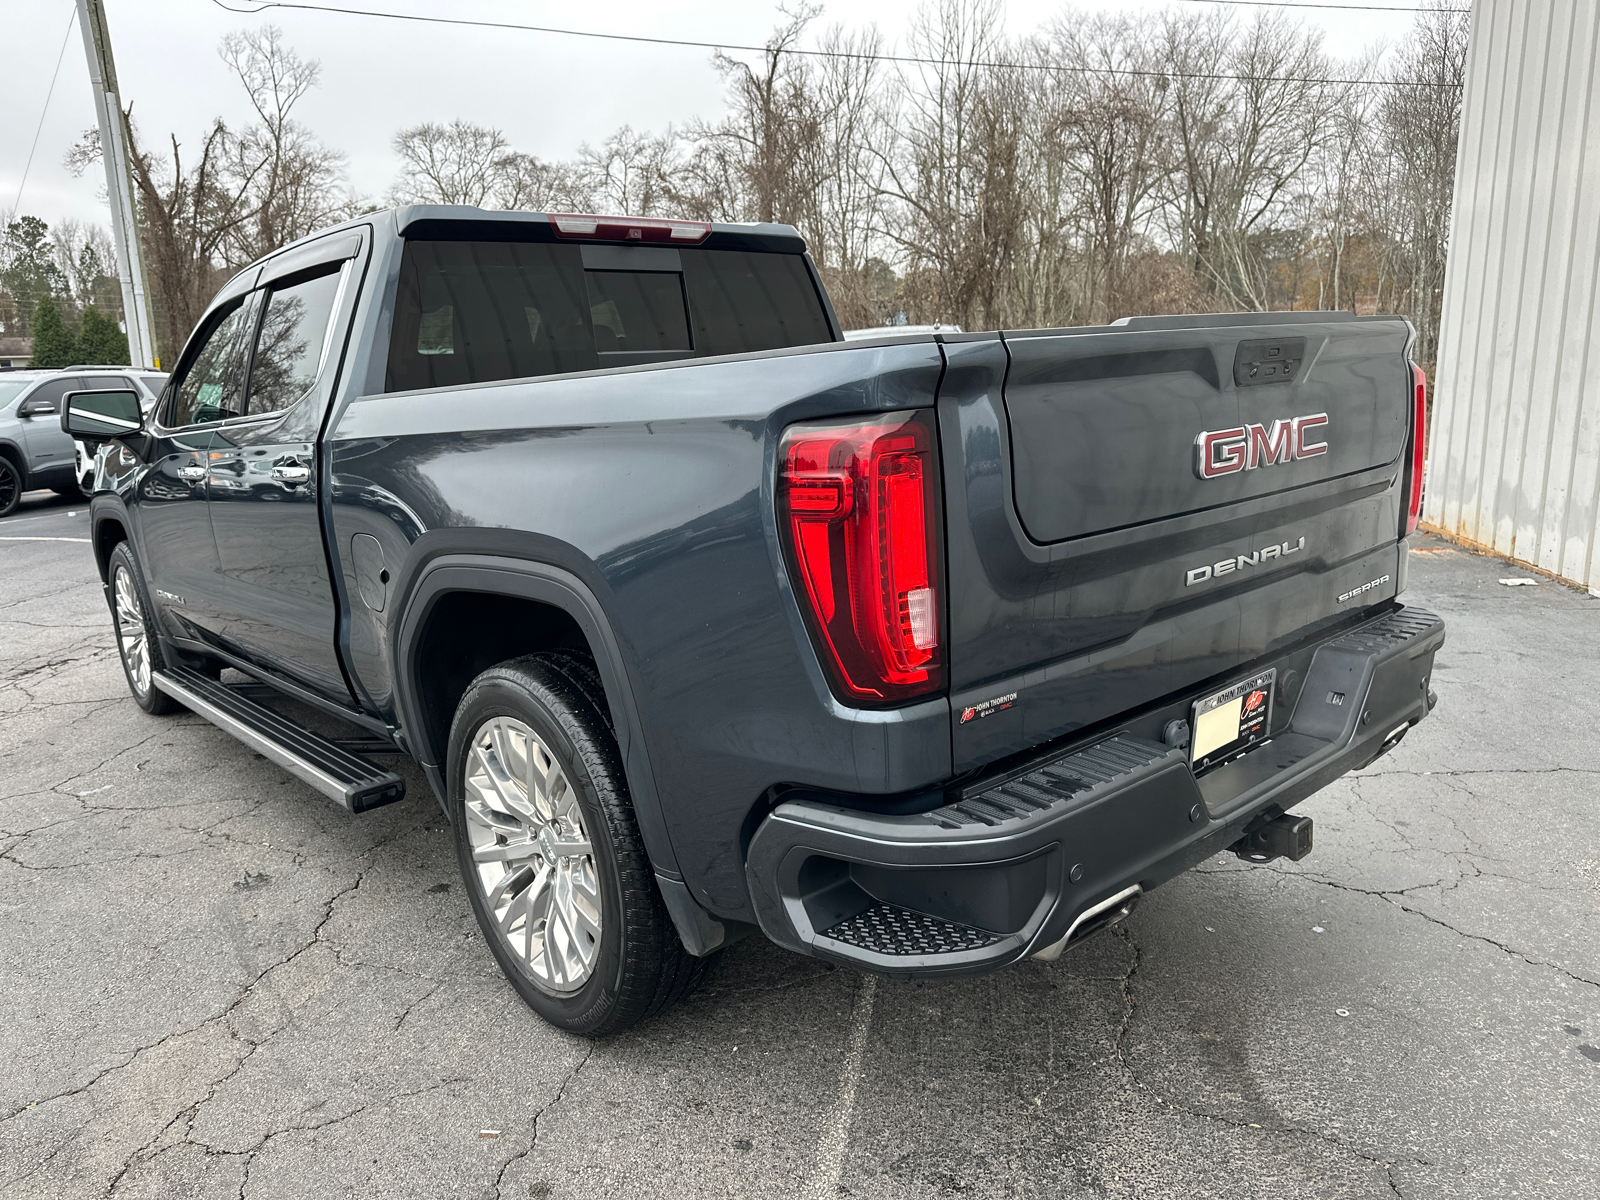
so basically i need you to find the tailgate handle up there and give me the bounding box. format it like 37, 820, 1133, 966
1233, 337, 1307, 387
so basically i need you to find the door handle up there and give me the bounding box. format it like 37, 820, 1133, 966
271, 464, 311, 485
175, 465, 207, 482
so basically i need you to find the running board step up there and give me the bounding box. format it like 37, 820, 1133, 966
152, 668, 405, 813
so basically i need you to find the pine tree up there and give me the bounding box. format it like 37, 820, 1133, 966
29, 299, 79, 368
77, 306, 130, 365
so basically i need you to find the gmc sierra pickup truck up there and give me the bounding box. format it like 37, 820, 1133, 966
62, 207, 1443, 1035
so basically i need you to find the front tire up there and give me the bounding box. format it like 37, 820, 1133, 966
0, 458, 21, 518
448, 654, 706, 1035
107, 542, 180, 715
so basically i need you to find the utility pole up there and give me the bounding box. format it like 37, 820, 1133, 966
75, 0, 158, 369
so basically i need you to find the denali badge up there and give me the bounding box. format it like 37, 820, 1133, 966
1185, 537, 1305, 586
1195, 413, 1329, 479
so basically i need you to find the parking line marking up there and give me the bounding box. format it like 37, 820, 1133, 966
0, 537, 91, 543
804, 973, 877, 1199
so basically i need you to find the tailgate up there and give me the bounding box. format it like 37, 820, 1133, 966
937, 316, 1414, 770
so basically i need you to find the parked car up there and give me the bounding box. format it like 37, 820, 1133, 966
64, 208, 1443, 1036
0, 366, 166, 515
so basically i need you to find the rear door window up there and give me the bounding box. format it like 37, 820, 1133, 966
384, 237, 832, 393
21, 378, 83, 414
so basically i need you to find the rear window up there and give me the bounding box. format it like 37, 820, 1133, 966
384, 238, 832, 393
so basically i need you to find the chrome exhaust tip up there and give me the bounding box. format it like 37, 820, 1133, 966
1031, 884, 1142, 962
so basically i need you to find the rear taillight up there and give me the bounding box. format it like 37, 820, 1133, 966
548, 213, 710, 243
1405, 365, 1427, 535
778, 411, 942, 703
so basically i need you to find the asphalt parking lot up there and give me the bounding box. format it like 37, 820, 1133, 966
1, 488, 1596, 1200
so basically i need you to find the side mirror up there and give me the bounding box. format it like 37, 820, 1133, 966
62, 389, 145, 441
18, 395, 59, 418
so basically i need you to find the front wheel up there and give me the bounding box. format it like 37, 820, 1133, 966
0, 458, 20, 518
107, 542, 180, 715
448, 653, 707, 1035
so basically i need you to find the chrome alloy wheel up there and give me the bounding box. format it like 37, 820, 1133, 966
113, 565, 152, 697
464, 716, 602, 994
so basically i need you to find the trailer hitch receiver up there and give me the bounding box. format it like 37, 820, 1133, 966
1231, 813, 1313, 863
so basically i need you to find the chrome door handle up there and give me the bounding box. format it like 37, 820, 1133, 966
271, 464, 311, 484
175, 465, 207, 481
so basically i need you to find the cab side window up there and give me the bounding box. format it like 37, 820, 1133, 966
165, 302, 250, 427
245, 265, 344, 415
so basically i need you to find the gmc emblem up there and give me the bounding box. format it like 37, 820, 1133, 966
1194, 413, 1329, 479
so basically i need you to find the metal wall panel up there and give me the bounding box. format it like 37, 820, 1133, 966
1426, 0, 1600, 593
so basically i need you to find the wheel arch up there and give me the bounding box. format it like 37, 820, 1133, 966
392, 554, 680, 878
87, 495, 136, 582
0, 438, 27, 485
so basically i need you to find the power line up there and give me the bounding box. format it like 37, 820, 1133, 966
208, 0, 1463, 89
1174, 0, 1468, 12
10, 3, 80, 224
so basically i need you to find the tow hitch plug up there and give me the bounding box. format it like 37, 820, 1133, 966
1230, 813, 1314, 864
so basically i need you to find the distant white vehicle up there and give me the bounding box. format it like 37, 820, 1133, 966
841, 323, 963, 340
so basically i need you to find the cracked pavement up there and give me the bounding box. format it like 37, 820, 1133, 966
1, 491, 1596, 1199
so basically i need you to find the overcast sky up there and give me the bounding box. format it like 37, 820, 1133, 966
3, 0, 1420, 235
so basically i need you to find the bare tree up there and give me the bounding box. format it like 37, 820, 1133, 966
1044, 11, 1174, 323
50, 218, 124, 320
220, 27, 353, 263
874, 0, 1026, 331
798, 24, 893, 327
495, 153, 592, 212
388, 120, 515, 206
1159, 10, 1338, 309
66, 25, 353, 360
575, 126, 681, 216
1375, 0, 1470, 370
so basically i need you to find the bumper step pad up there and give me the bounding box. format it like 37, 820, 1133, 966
820, 904, 1001, 956
152, 668, 405, 813
929, 734, 1172, 830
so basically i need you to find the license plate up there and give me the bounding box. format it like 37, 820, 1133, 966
1190, 669, 1276, 769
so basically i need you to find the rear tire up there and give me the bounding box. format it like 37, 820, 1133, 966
448, 653, 707, 1036
107, 542, 180, 716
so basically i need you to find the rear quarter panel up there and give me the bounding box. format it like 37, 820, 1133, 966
326, 341, 950, 917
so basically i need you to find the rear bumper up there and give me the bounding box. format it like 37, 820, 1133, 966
745, 605, 1446, 976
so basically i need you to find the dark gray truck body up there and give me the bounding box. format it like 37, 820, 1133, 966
83, 207, 1443, 976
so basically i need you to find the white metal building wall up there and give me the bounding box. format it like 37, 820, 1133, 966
1426, 0, 1600, 593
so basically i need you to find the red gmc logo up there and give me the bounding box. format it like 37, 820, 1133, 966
1194, 413, 1329, 479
